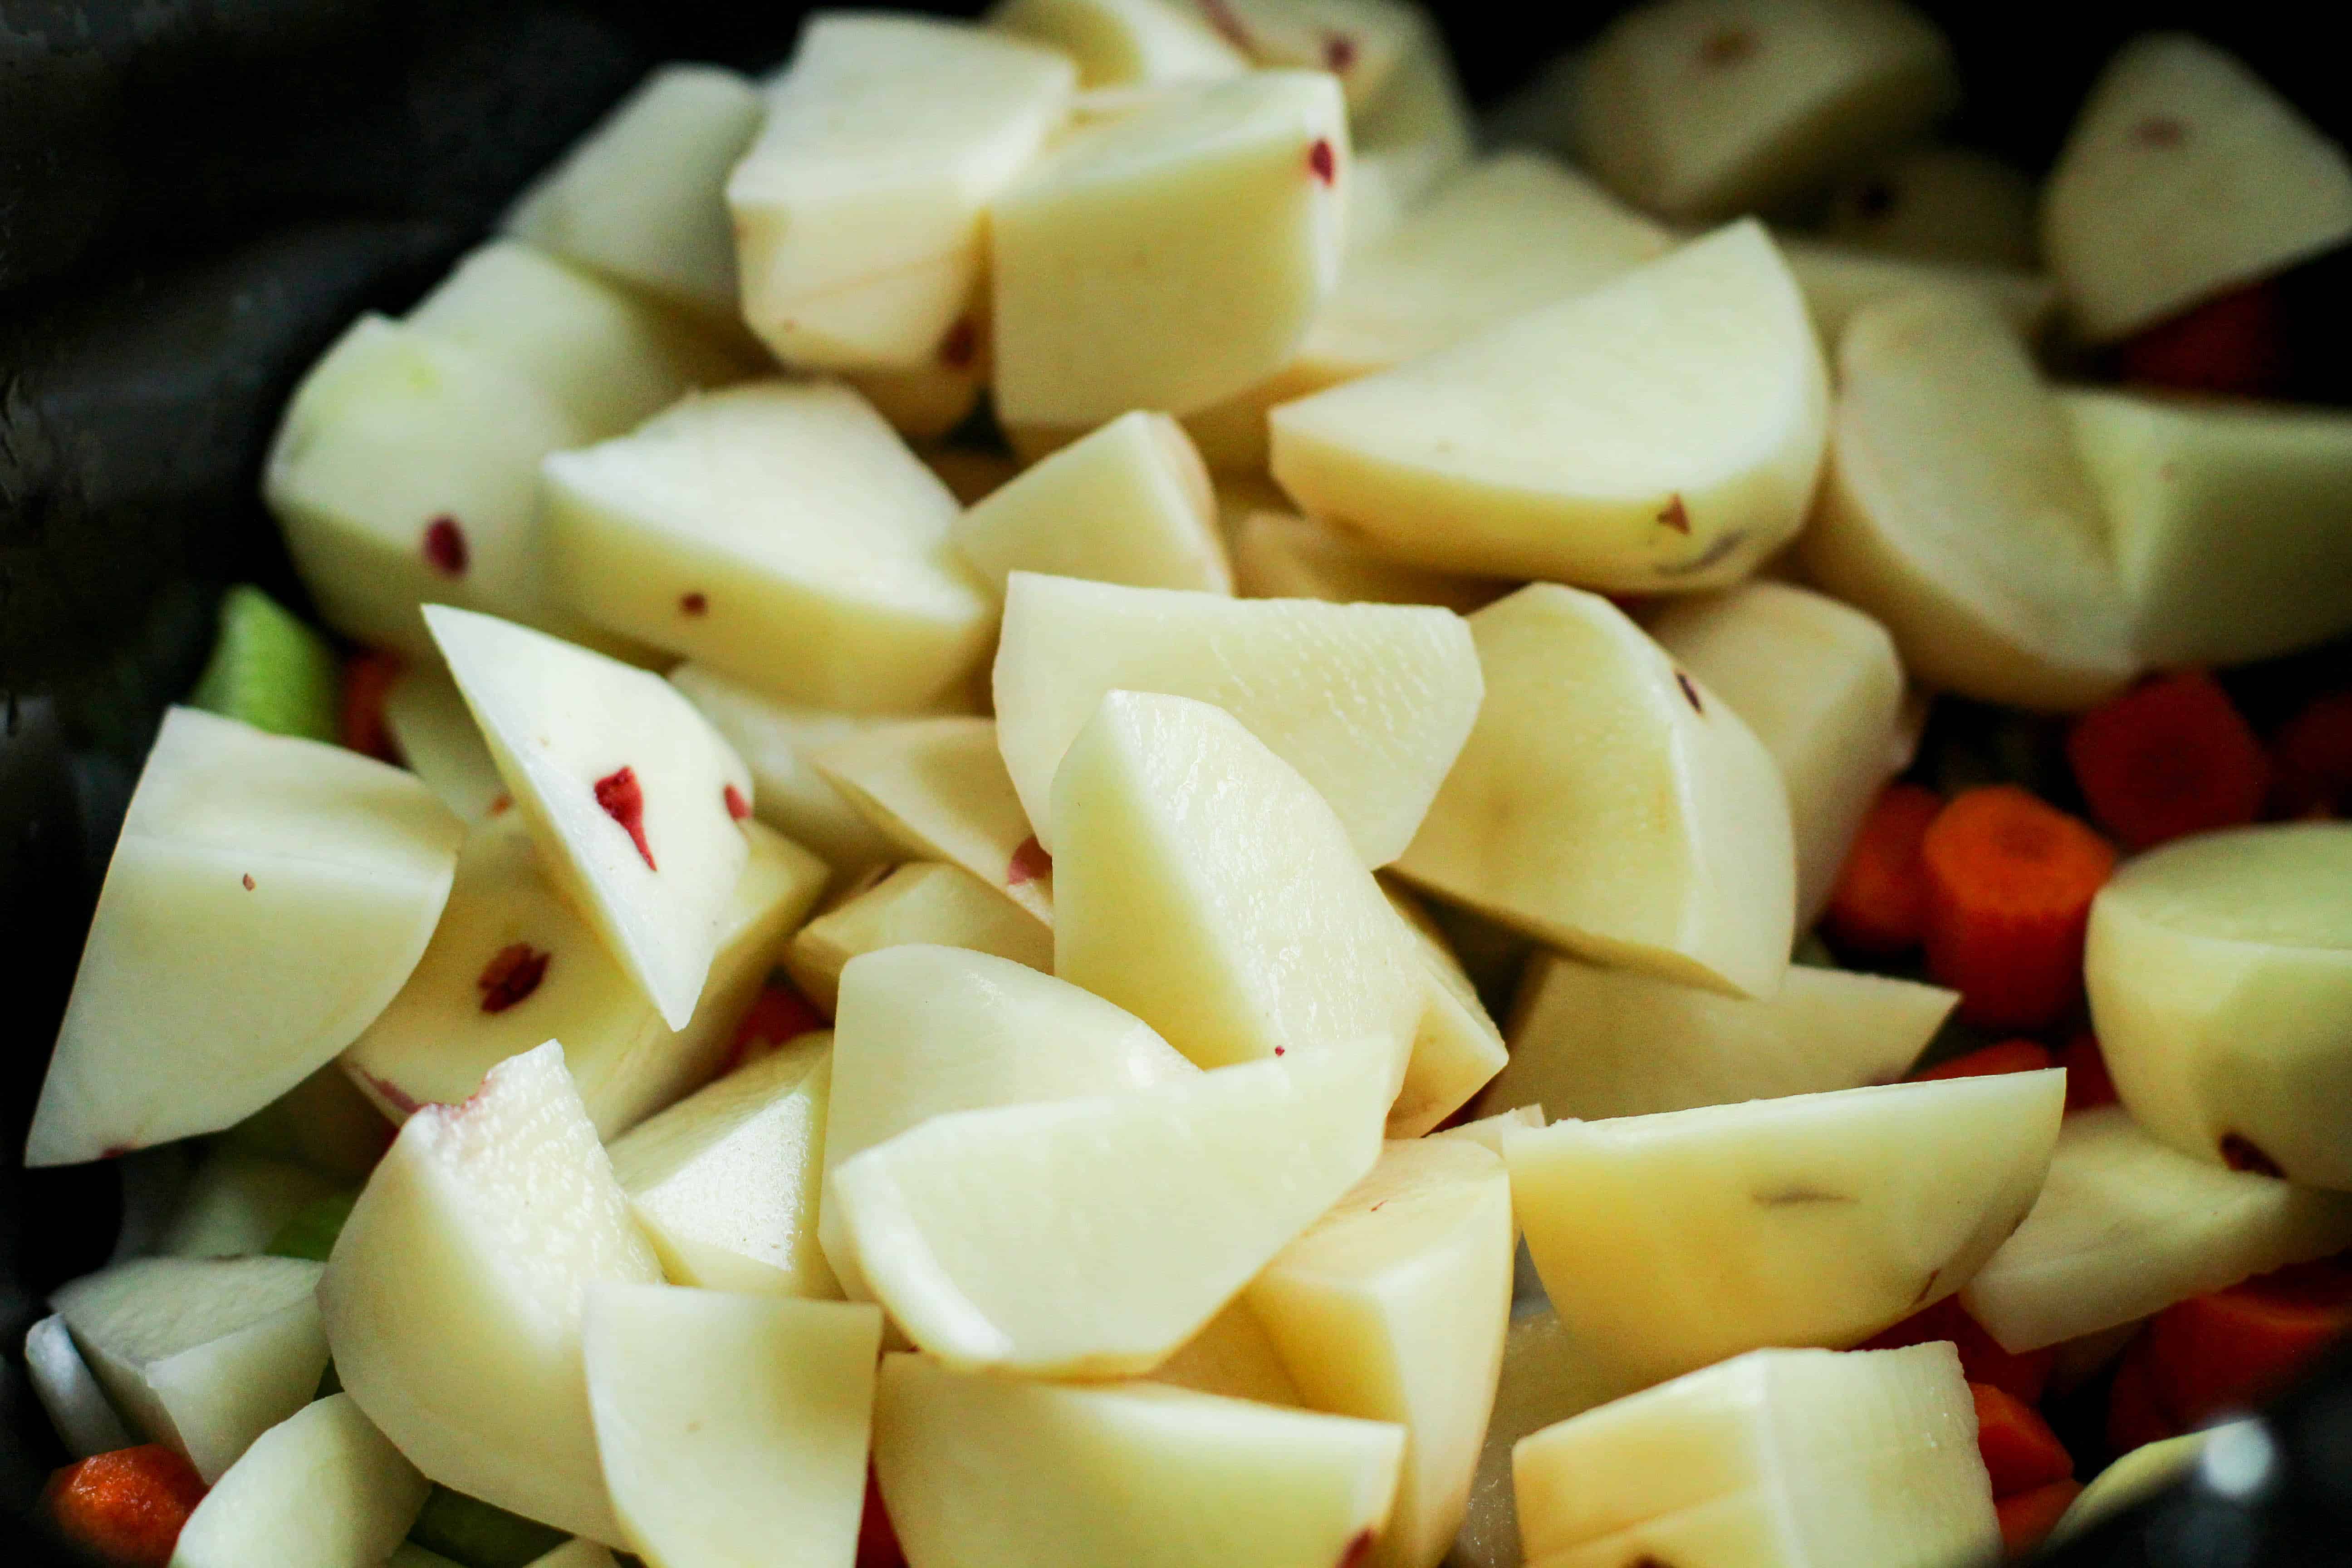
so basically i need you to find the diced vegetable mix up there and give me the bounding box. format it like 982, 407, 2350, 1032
22, 2, 2352, 1566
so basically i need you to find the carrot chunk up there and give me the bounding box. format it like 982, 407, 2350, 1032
1921, 786, 2117, 1030
2106, 1337, 2184, 1456
340, 649, 402, 762
2115, 283, 2287, 398
2146, 1256, 2352, 1428
2066, 671, 2268, 849
1824, 783, 1944, 955
1972, 1382, 2075, 1496
42, 1445, 207, 1568
1913, 1040, 2055, 1083
2058, 1033, 2119, 1114
1997, 1479, 2085, 1559
1861, 1296, 2058, 1406
2270, 689, 2352, 819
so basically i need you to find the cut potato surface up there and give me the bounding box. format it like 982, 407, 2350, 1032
2042, 33, 2352, 340
1648, 581, 1906, 924
996, 573, 1481, 864
1512, 1343, 1996, 1568
383, 667, 508, 825
1775, 235, 2058, 350
1152, 1299, 1303, 1406
1249, 1139, 1516, 1568
320, 1042, 661, 1543
344, 815, 825, 1139
1802, 292, 2136, 710
2063, 390, 2352, 666
583, 1285, 881, 1568
51, 1255, 330, 1484
991, 70, 1348, 425
544, 381, 994, 713
1510, 1071, 2064, 1385
729, 14, 1075, 368
1231, 510, 1505, 612
813, 715, 1056, 925
832, 1045, 1388, 1375
1383, 885, 1509, 1138
877, 1354, 1403, 1568
1490, 953, 1954, 1122
1051, 691, 1423, 1076
427, 608, 753, 1033
170, 1394, 428, 1568
1343, 6, 1473, 216
1960, 1106, 2352, 1352
2088, 823, 2352, 1190
1271, 220, 1828, 591
501, 64, 763, 322
990, 0, 1250, 87
784, 862, 1055, 1014
1572, 0, 1957, 223
1394, 584, 1797, 999
605, 1034, 838, 1297
28, 708, 461, 1167
1196, 0, 1422, 112
819, 943, 1194, 1301
951, 412, 1232, 595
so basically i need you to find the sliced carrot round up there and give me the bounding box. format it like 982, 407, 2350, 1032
1997, 1478, 2086, 1560
1972, 1381, 2075, 1496
1825, 782, 1944, 955
1921, 786, 2116, 1030
2067, 671, 2267, 850
42, 1445, 207, 1568
2146, 1256, 2352, 1428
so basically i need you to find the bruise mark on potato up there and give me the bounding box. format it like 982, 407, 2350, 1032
1699, 26, 1755, 65
1008, 835, 1053, 887
1653, 530, 1749, 579
421, 516, 469, 576
1323, 32, 1356, 72
940, 316, 979, 370
477, 942, 551, 1014
680, 591, 709, 616
1656, 494, 1691, 534
241, 873, 256, 891
2134, 116, 2187, 147
1755, 1185, 1855, 1208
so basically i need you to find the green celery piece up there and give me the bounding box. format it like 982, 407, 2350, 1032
265, 1191, 358, 1262
189, 584, 340, 742
409, 1487, 569, 1568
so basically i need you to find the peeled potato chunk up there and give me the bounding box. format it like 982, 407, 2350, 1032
1509, 1071, 2064, 1386
988, 0, 1249, 87
1960, 1106, 2352, 1352
1487, 953, 1955, 1123
1270, 221, 1828, 592
2087, 823, 2352, 1191
1823, 144, 2038, 269
1571, 0, 1957, 224
784, 862, 1054, 1015
1775, 236, 2058, 351
1801, 292, 2136, 710
1393, 584, 1796, 1000
728, 14, 1075, 369
1512, 1344, 1997, 1568
2063, 390, 2352, 667
813, 716, 1055, 926
992, 70, 1349, 425
1231, 510, 1506, 614
1382, 885, 1509, 1139
2042, 33, 2352, 341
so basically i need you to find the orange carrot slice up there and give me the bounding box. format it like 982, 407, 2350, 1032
2067, 671, 2267, 849
2146, 1256, 2352, 1428
42, 1445, 207, 1568
1824, 782, 1944, 955
1972, 1382, 2075, 1497
1913, 1040, 2055, 1083
1997, 1479, 2085, 1559
1921, 786, 2117, 1030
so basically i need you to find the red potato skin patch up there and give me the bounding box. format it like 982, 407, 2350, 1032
725, 784, 751, 821
477, 943, 551, 1014
1323, 32, 1356, 72
1008, 835, 1053, 887
2222, 1134, 2284, 1178
939, 317, 979, 370
1308, 138, 1336, 185
680, 592, 708, 617
1656, 494, 1690, 534
421, 516, 469, 576
595, 766, 657, 870
241, 873, 255, 891
1338, 1530, 1376, 1568
358, 1070, 423, 1117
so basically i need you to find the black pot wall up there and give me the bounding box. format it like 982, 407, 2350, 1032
3, 2, 2348, 1563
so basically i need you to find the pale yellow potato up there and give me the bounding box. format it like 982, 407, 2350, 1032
876, 1354, 1404, 1568
1050, 691, 1422, 1078
989, 0, 1249, 87
1489, 952, 1955, 1123
1248, 1140, 1515, 1568
320, 1043, 661, 1544
2053, 1424, 2243, 1545
1452, 1305, 1643, 1568
1572, 0, 1956, 223
1801, 293, 2136, 710
1270, 222, 1828, 591
2087, 824, 2352, 1191
1432, 1105, 1544, 1163
1512, 1344, 1995, 1568
1960, 1107, 2352, 1353
1382, 886, 1508, 1138
26, 709, 460, 1167
383, 666, 507, 825
213, 1063, 397, 1187
2064, 391, 2352, 666
1509, 1071, 2064, 1386
813, 716, 1054, 926
819, 943, 1192, 1301
729, 15, 1074, 369
1775, 235, 2058, 352
1648, 581, 1906, 923
996, 573, 1481, 865
833, 1046, 1387, 1375
1151, 1300, 1302, 1405
344, 817, 825, 1140
51, 1256, 329, 1484
501, 65, 764, 322
544, 382, 996, 713
785, 863, 1054, 1014
1231, 510, 1506, 612
1344, 6, 1473, 214
952, 412, 1232, 595
427, 607, 754, 1033
159, 1152, 343, 1261
170, 1394, 427, 1568
583, 1285, 881, 1568
845, 346, 987, 444
1199, 0, 1421, 111
666, 663, 902, 880
1823, 144, 2038, 268
605, 1035, 838, 1297
1393, 584, 1796, 1000
992, 71, 1348, 425
2042, 33, 2352, 340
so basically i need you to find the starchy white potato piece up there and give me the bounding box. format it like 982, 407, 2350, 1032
784, 862, 1054, 1015
2042, 33, 2352, 340
990, 0, 1249, 87
813, 716, 1055, 926
1383, 885, 1508, 1138
1230, 511, 1505, 613
169, 1394, 428, 1568
1775, 236, 2058, 350
383, 667, 508, 825
952, 412, 1231, 595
